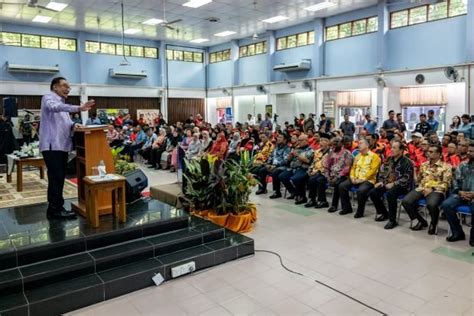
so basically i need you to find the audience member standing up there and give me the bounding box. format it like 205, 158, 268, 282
382, 110, 399, 141
427, 109, 439, 133
339, 114, 356, 140
319, 114, 332, 133
363, 114, 377, 135
414, 113, 431, 136
396, 113, 407, 133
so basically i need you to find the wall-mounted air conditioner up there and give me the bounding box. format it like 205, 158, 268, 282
273, 60, 311, 72
109, 69, 147, 79
6, 62, 60, 74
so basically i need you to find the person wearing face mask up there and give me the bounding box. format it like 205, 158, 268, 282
40, 77, 94, 219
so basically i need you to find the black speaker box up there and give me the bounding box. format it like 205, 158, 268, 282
124, 169, 148, 203
3, 97, 18, 118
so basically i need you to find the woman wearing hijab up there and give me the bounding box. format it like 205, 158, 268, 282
186, 132, 202, 160
209, 131, 229, 160
227, 132, 241, 161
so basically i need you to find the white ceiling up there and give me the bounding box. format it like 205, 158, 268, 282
0, 0, 379, 46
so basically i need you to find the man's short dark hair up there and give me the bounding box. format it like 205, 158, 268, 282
428, 110, 434, 114
50, 77, 66, 90
388, 110, 395, 115
461, 114, 471, 121
320, 114, 326, 118
420, 114, 427, 118
396, 113, 402, 117
430, 144, 442, 154
392, 139, 405, 151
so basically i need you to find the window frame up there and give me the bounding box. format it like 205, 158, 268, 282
209, 48, 231, 64
0, 31, 77, 51
84, 40, 158, 59
324, 16, 378, 42
390, 0, 467, 30
238, 41, 267, 58
275, 30, 315, 51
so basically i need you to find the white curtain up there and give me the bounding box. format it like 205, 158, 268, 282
275, 92, 315, 125
400, 86, 447, 106
336, 90, 372, 106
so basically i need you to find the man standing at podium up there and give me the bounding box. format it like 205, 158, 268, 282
40, 77, 94, 219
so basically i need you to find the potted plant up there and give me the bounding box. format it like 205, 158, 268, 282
182, 152, 259, 232
111, 147, 138, 175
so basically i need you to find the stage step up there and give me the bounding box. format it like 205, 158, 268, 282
1, 232, 254, 316
0, 200, 254, 316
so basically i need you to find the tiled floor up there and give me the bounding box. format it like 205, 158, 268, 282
68, 166, 474, 316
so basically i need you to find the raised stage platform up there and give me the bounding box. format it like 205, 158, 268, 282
0, 199, 255, 316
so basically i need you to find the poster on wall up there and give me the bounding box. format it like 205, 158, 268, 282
217, 108, 233, 124
322, 100, 335, 122
137, 109, 161, 127
97, 109, 129, 124
216, 97, 233, 124
265, 104, 273, 117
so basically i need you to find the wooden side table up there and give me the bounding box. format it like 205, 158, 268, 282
82, 175, 126, 228
6, 156, 46, 192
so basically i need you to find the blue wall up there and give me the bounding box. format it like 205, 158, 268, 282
238, 54, 268, 85
386, 16, 467, 70
325, 33, 378, 76
0, 2, 471, 90
208, 61, 232, 88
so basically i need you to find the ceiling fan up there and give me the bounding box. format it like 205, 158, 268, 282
159, 0, 182, 30
0, 0, 59, 12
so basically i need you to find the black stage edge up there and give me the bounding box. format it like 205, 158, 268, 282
0, 199, 255, 316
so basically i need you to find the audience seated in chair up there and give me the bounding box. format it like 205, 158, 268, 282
304, 133, 331, 208
369, 140, 414, 229
402, 144, 452, 235
339, 138, 381, 218
279, 134, 314, 204
441, 140, 474, 246
254, 132, 290, 196
323, 136, 353, 213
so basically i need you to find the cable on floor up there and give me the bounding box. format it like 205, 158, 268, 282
255, 249, 387, 316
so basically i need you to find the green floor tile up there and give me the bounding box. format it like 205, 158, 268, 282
432, 246, 474, 264
275, 204, 317, 217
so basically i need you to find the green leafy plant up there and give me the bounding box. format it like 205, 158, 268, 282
111, 147, 138, 175
183, 151, 259, 215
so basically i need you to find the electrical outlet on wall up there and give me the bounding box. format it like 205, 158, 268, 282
171, 261, 196, 278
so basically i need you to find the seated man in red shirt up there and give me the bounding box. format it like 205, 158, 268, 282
408, 132, 423, 162
443, 142, 461, 168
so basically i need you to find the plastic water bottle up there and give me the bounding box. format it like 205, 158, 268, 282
98, 160, 107, 178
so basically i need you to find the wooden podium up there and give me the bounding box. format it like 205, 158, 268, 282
72, 126, 116, 217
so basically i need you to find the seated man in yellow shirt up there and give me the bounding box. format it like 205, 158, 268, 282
339, 138, 381, 217
402, 144, 452, 235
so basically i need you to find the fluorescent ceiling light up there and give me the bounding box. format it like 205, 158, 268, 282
182, 0, 212, 8
124, 28, 140, 34
32, 15, 52, 23
262, 15, 288, 23
46, 2, 68, 12
305, 1, 336, 12
214, 31, 236, 37
190, 38, 209, 43
142, 18, 164, 25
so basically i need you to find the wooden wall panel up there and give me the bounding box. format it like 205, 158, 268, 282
1, 95, 80, 112
1, 95, 160, 120
167, 98, 205, 124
